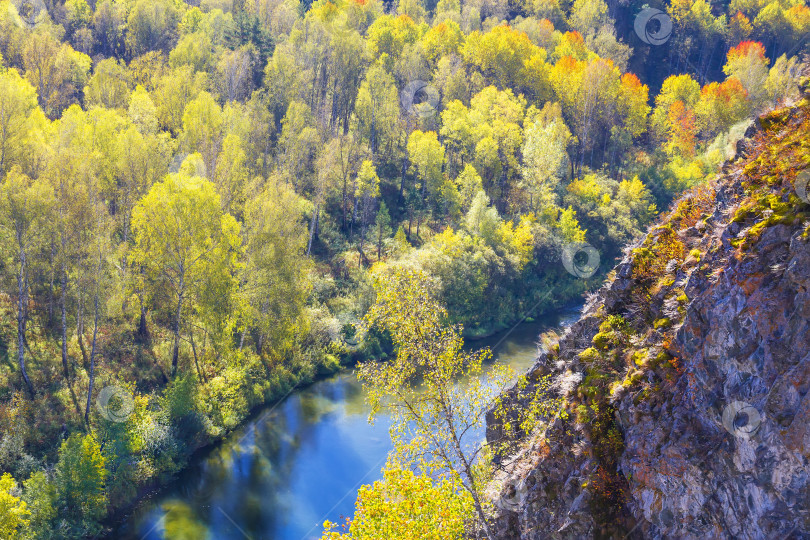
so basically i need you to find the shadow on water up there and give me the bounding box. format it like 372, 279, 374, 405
114, 303, 582, 540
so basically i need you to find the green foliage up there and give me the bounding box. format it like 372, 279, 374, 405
407, 130, 449, 212
654, 317, 672, 329
55, 434, 107, 535
521, 103, 571, 211
0, 0, 806, 535
565, 173, 656, 258
160, 373, 199, 423
84, 58, 130, 110
372, 201, 392, 259
95, 410, 139, 507
242, 177, 311, 357
131, 172, 242, 374
21, 472, 57, 539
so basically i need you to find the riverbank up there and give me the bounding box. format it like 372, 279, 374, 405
109, 302, 583, 539
101, 356, 345, 535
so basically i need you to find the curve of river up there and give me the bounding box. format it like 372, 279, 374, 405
114, 304, 582, 540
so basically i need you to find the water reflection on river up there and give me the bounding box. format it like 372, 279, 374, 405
115, 305, 581, 540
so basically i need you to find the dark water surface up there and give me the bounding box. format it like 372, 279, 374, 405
115, 305, 581, 540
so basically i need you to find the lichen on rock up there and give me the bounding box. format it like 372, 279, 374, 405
487, 84, 810, 539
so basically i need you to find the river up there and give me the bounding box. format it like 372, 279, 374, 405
114, 304, 582, 540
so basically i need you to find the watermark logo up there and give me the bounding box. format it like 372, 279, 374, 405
169, 152, 189, 174
96, 385, 135, 423
794, 169, 810, 204
329, 9, 354, 42
168, 152, 207, 177
721, 400, 761, 440
401, 80, 440, 119
562, 242, 600, 278
11, 0, 46, 29
634, 8, 673, 46
180, 470, 220, 505
495, 473, 532, 512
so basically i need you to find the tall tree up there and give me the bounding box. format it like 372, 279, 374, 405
0, 69, 38, 176
47, 109, 96, 381
407, 130, 446, 206
181, 91, 224, 180
0, 473, 29, 539
359, 268, 562, 540
520, 103, 571, 213
0, 168, 55, 396
55, 434, 107, 530
125, 0, 182, 58
650, 74, 701, 144
439, 86, 526, 197
84, 58, 130, 110
23, 33, 91, 118
241, 178, 311, 357
373, 201, 392, 260
723, 41, 770, 108
82, 192, 111, 423
353, 63, 399, 155
131, 173, 241, 376
462, 25, 551, 100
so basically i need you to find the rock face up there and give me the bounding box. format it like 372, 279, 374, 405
488, 93, 810, 539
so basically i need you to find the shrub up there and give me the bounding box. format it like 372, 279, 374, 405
0, 473, 29, 539
322, 464, 473, 540
654, 318, 671, 329
317, 354, 341, 375
55, 434, 107, 537
22, 472, 57, 539
160, 373, 199, 422
132, 412, 182, 480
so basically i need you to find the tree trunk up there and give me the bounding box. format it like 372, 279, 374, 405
77, 298, 89, 370
450, 423, 495, 540
136, 267, 149, 342
172, 284, 183, 377
84, 290, 100, 424
16, 245, 34, 398
444, 406, 495, 540
350, 194, 359, 240
359, 197, 367, 251
138, 303, 148, 340
399, 157, 407, 201
307, 204, 320, 256
342, 173, 348, 231
120, 215, 130, 318
60, 264, 69, 380
370, 105, 377, 155
47, 242, 55, 326
190, 326, 205, 383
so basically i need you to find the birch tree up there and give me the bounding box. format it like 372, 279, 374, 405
359, 268, 563, 539
0, 168, 55, 396
131, 173, 241, 376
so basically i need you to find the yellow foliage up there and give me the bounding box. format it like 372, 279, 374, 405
0, 474, 29, 539
432, 227, 465, 258
322, 464, 472, 540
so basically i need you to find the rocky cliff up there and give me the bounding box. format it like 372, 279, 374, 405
488, 84, 810, 539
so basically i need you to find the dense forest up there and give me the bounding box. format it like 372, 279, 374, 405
0, 0, 806, 536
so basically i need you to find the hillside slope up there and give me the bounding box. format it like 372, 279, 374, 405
488, 81, 810, 539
